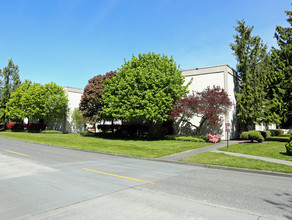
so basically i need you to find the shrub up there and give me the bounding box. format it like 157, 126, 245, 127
248, 130, 264, 143
241, 130, 264, 143
80, 131, 96, 137
277, 129, 284, 135
6, 122, 17, 130
6, 122, 24, 131
195, 135, 209, 142
260, 131, 271, 140
206, 133, 221, 143
25, 123, 46, 132
285, 134, 292, 155
241, 132, 249, 140
164, 135, 206, 142
268, 129, 281, 136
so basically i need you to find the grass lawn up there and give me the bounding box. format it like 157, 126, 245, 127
0, 131, 211, 158
219, 141, 292, 161
182, 152, 292, 173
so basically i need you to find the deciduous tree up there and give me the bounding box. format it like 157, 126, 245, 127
170, 86, 232, 136
6, 82, 68, 123
102, 52, 189, 134
79, 71, 116, 122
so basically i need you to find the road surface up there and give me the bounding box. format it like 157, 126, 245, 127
0, 137, 291, 219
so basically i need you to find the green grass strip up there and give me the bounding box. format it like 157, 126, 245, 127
219, 141, 292, 161
182, 152, 292, 173
0, 132, 210, 158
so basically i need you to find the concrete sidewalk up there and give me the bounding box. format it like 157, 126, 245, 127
159, 140, 239, 160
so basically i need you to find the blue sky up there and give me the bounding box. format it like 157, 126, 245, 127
0, 0, 291, 89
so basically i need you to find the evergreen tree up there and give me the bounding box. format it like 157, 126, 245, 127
0, 59, 21, 123
230, 20, 269, 130
270, 11, 292, 127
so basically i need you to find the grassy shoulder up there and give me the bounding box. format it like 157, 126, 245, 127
0, 131, 211, 158
219, 141, 292, 161
182, 152, 292, 173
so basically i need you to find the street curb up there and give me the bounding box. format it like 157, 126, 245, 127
1, 137, 292, 179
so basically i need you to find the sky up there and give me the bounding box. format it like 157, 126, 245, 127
0, 0, 291, 89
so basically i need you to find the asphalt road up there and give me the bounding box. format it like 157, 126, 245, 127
0, 137, 291, 220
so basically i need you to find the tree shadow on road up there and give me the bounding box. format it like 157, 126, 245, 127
263, 192, 292, 219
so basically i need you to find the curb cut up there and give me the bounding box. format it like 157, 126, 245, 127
1, 136, 292, 179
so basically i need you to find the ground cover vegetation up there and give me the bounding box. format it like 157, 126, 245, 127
219, 141, 292, 161
0, 131, 210, 158
183, 132, 292, 173
231, 10, 292, 130
182, 152, 292, 174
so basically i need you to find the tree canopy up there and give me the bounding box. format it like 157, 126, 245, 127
6, 81, 68, 123
230, 20, 271, 130
0, 59, 21, 123
270, 10, 292, 127
79, 71, 116, 122
102, 52, 189, 125
170, 86, 232, 135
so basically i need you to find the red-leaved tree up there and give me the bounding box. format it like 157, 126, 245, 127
169, 86, 232, 135
79, 71, 116, 122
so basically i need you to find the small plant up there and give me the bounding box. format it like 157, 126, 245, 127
260, 130, 271, 140
285, 134, 292, 155
206, 133, 221, 143
241, 130, 264, 143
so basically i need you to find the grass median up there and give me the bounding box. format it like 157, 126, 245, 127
0, 131, 211, 158
182, 152, 292, 173
219, 141, 292, 161
182, 140, 292, 174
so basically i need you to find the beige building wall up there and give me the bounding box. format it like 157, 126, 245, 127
178, 65, 239, 140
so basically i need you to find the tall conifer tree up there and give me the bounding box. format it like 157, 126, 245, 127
230, 20, 269, 130
0, 59, 21, 123
270, 11, 292, 127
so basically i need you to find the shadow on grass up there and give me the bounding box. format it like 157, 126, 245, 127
280, 152, 292, 156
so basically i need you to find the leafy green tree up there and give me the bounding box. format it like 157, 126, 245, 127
230, 20, 270, 130
79, 71, 116, 122
0, 59, 21, 123
5, 80, 31, 122
270, 11, 292, 127
102, 52, 189, 134
6, 82, 68, 123
71, 108, 85, 132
